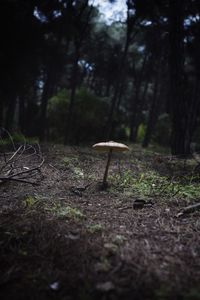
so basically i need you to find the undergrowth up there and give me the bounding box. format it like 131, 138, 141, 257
0, 132, 38, 146
23, 195, 85, 221
110, 170, 200, 200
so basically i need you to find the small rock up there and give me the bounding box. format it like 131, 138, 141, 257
133, 199, 146, 209
133, 199, 154, 209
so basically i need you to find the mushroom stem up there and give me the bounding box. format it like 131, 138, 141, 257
103, 148, 113, 187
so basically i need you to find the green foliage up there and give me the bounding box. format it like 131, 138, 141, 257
62, 156, 86, 178
12, 132, 25, 143
87, 223, 104, 233
154, 285, 172, 300
184, 289, 200, 300
107, 22, 126, 44
57, 206, 85, 221
48, 89, 70, 141
74, 88, 108, 142
155, 286, 200, 300
22, 196, 85, 222
192, 126, 200, 150
136, 123, 146, 143
153, 114, 171, 146
113, 234, 126, 245
41, 200, 85, 221
0, 132, 38, 147
47, 88, 108, 142
13, 133, 39, 144
62, 156, 79, 167
73, 167, 84, 178
23, 196, 38, 208
110, 169, 200, 199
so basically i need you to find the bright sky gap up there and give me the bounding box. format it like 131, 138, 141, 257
89, 0, 127, 23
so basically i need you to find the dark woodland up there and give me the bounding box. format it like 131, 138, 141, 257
1, 0, 200, 154
0, 1, 200, 300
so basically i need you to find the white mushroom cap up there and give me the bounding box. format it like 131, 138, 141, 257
92, 141, 129, 152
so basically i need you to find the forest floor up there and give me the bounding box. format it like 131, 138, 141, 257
0, 143, 200, 300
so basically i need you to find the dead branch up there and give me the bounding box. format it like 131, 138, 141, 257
0, 145, 23, 172
176, 203, 200, 217
8, 158, 44, 179
0, 129, 44, 185
0, 176, 40, 185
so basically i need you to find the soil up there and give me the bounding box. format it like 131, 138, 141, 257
0, 144, 200, 300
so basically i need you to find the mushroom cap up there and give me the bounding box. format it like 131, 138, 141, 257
92, 141, 129, 152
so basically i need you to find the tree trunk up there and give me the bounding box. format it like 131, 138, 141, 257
39, 71, 56, 140
64, 49, 79, 144
5, 91, 17, 132
18, 96, 26, 133
64, 2, 93, 144
0, 97, 4, 127
142, 73, 160, 147
103, 1, 136, 140
129, 53, 148, 142
103, 35, 130, 140
185, 77, 200, 153
169, 0, 187, 156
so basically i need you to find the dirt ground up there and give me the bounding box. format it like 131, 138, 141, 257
0, 143, 200, 300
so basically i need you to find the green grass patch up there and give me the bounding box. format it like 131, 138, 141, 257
23, 196, 39, 208
110, 169, 200, 199
56, 206, 85, 221
62, 156, 79, 166
86, 223, 104, 234
0, 132, 39, 146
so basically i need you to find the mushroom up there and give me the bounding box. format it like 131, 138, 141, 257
92, 141, 129, 188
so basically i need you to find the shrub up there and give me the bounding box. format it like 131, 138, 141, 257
47, 88, 109, 142
47, 89, 69, 141
152, 113, 171, 146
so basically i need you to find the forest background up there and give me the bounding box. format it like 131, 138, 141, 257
1, 0, 200, 156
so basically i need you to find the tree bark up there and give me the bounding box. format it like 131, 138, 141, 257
103, 0, 137, 140
142, 71, 160, 147
39, 71, 56, 140
5, 90, 17, 132
0, 97, 4, 127
18, 95, 26, 133
64, 48, 80, 144
64, 2, 93, 144
129, 52, 148, 142
169, 0, 187, 156
185, 77, 200, 153
104, 41, 130, 140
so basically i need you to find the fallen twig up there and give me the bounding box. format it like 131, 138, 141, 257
0, 130, 44, 185
8, 158, 44, 179
176, 202, 200, 217
0, 176, 40, 185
